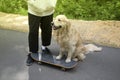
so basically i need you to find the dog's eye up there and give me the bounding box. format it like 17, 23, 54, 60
58, 19, 61, 21
59, 26, 62, 28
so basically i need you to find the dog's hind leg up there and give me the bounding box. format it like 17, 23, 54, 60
78, 53, 86, 61
72, 53, 86, 61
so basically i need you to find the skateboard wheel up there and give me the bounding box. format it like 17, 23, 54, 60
61, 68, 66, 71
38, 62, 42, 65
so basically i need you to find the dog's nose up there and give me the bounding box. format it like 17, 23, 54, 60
51, 22, 54, 26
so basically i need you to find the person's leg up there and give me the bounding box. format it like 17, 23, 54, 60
28, 13, 41, 53
40, 14, 53, 50
27, 13, 41, 66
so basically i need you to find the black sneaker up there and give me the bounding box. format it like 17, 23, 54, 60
26, 53, 34, 66
42, 47, 51, 54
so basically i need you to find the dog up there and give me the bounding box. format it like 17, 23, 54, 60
52, 15, 102, 63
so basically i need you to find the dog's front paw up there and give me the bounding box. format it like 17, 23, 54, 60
56, 56, 62, 60
65, 59, 71, 63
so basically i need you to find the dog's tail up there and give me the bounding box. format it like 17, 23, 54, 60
84, 44, 102, 54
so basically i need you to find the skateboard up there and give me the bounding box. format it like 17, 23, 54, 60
30, 52, 78, 71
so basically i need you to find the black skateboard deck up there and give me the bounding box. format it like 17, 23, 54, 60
30, 52, 78, 70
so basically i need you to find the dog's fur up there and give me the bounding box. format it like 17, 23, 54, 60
52, 15, 102, 63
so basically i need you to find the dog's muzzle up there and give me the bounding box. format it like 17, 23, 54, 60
51, 22, 62, 30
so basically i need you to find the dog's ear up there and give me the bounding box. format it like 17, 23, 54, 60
62, 15, 71, 27
66, 19, 71, 27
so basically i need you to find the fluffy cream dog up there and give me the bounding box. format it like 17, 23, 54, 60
52, 15, 102, 63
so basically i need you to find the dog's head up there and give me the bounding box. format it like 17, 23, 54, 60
52, 15, 70, 30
